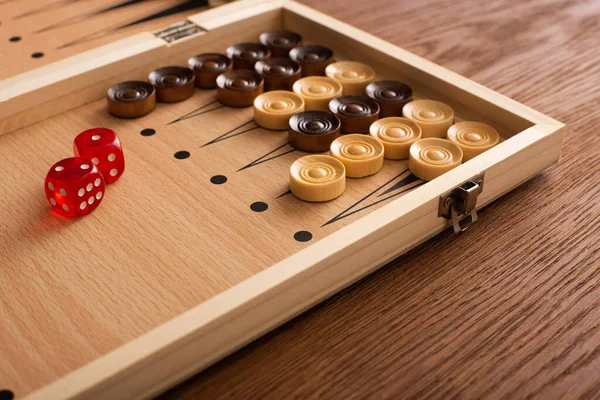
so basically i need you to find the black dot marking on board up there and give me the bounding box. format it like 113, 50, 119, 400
210, 175, 227, 185
140, 128, 155, 136
174, 150, 190, 160
294, 231, 312, 242
250, 201, 268, 212
9, 36, 21, 42
31, 52, 44, 58
0, 390, 14, 400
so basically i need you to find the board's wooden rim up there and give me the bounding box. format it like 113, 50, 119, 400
26, 125, 564, 400
2, 1, 563, 399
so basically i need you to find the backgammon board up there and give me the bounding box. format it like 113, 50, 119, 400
0, 0, 564, 399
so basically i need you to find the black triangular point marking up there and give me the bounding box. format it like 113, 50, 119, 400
36, 0, 146, 33
168, 99, 222, 125
321, 169, 424, 227
277, 189, 292, 199
119, 0, 208, 29
14, 0, 82, 19
202, 119, 258, 147
238, 142, 296, 172
56, 0, 208, 48
379, 173, 421, 197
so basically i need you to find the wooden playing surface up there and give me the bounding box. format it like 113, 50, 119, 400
0, 0, 212, 80
154, 0, 598, 399
0, 10, 528, 396
0, 1, 594, 400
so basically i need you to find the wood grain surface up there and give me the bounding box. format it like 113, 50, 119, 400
0, 0, 597, 399
3, 3, 530, 397
156, 0, 600, 399
0, 0, 211, 80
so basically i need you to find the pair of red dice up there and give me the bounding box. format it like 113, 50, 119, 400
44, 128, 125, 217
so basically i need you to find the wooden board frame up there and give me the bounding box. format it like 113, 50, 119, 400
0, 0, 564, 399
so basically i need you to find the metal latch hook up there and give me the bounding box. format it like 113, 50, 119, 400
439, 172, 484, 234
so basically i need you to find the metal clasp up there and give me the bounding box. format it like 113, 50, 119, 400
438, 172, 484, 234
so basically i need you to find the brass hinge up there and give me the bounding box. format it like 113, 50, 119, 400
438, 172, 484, 234
153, 21, 204, 43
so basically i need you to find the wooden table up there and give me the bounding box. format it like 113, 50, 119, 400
2, 0, 599, 398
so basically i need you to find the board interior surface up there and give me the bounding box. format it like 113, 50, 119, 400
0, 0, 212, 81
0, 4, 548, 398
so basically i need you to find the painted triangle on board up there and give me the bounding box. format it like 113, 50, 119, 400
322, 169, 424, 227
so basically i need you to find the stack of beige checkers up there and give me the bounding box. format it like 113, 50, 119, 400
105, 30, 500, 203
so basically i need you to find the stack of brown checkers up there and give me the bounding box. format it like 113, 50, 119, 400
226, 43, 271, 70
366, 80, 413, 118
329, 96, 380, 134
403, 99, 454, 138
330, 134, 384, 178
447, 121, 500, 161
293, 76, 343, 111
290, 155, 346, 202
253, 91, 305, 130
288, 111, 341, 152
369, 117, 422, 159
188, 53, 232, 89
259, 30, 303, 57
148, 66, 195, 103
216, 70, 264, 107
255, 58, 302, 91
106, 81, 156, 118
408, 138, 463, 181
325, 61, 375, 96
289, 45, 334, 76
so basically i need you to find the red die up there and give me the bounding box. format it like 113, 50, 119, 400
45, 157, 106, 217
74, 127, 125, 183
